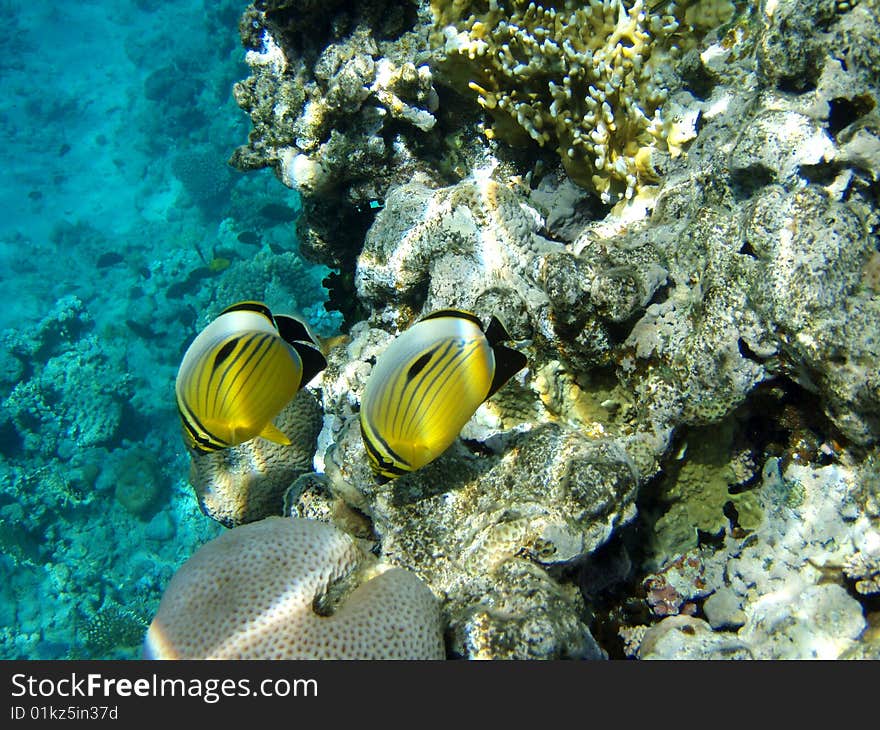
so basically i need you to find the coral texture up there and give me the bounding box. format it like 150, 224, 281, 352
223, 0, 880, 659
628, 458, 878, 659
144, 516, 445, 659
188, 388, 324, 527
230, 0, 441, 268
429, 0, 733, 201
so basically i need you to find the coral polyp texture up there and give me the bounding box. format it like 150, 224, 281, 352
143, 516, 445, 660
429, 0, 732, 201
187, 388, 325, 527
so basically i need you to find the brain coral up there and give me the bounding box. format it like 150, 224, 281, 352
144, 516, 445, 659
188, 389, 325, 527
430, 0, 733, 202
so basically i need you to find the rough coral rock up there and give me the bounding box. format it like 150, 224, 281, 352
629, 457, 878, 659
230, 0, 441, 268
309, 318, 630, 658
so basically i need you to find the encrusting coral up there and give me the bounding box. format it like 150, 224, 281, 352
143, 516, 445, 659
429, 0, 734, 202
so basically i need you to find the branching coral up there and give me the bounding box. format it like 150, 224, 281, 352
429, 0, 733, 201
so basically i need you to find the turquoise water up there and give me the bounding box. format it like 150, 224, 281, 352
0, 1, 339, 659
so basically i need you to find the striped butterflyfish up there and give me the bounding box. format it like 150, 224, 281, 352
359, 309, 527, 482
175, 301, 327, 454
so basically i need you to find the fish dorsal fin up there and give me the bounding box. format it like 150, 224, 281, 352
258, 421, 291, 446
419, 308, 484, 330
483, 315, 512, 347
275, 314, 318, 346
289, 340, 327, 387
484, 317, 527, 401
220, 300, 275, 326
274, 314, 327, 385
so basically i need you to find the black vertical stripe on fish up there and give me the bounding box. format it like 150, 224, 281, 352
179, 393, 223, 449
178, 403, 208, 448
397, 340, 459, 437
212, 333, 261, 398
212, 333, 266, 414
421, 340, 485, 431
406, 352, 433, 381
361, 423, 410, 474
244, 345, 291, 419
178, 398, 227, 452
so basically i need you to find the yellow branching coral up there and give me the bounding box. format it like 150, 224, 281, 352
430, 0, 733, 202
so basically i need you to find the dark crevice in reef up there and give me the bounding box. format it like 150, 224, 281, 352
730, 164, 774, 201
677, 48, 717, 100
251, 0, 420, 60
322, 269, 369, 333
579, 514, 657, 659
736, 336, 766, 365
842, 576, 880, 619
0, 419, 24, 458
738, 239, 758, 259
116, 401, 153, 444
827, 94, 876, 137
798, 161, 840, 186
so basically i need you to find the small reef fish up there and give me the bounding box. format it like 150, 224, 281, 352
360, 309, 527, 482
175, 301, 327, 454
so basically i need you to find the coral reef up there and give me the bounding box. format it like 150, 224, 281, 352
650, 416, 762, 560
311, 320, 627, 658
1, 296, 133, 457
82, 599, 149, 659
188, 388, 325, 527
144, 516, 445, 659
171, 149, 235, 211
429, 0, 733, 202
230, 0, 443, 268
113, 446, 166, 519
627, 457, 879, 659
225, 0, 880, 659
12, 0, 877, 661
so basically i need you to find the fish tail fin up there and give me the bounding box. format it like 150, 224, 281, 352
486, 344, 528, 399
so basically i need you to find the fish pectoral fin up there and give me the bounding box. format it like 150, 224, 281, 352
258, 421, 291, 446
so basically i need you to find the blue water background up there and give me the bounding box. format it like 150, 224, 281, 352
0, 1, 339, 658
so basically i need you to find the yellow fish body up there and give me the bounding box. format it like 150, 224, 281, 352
360, 309, 527, 481
175, 301, 326, 454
